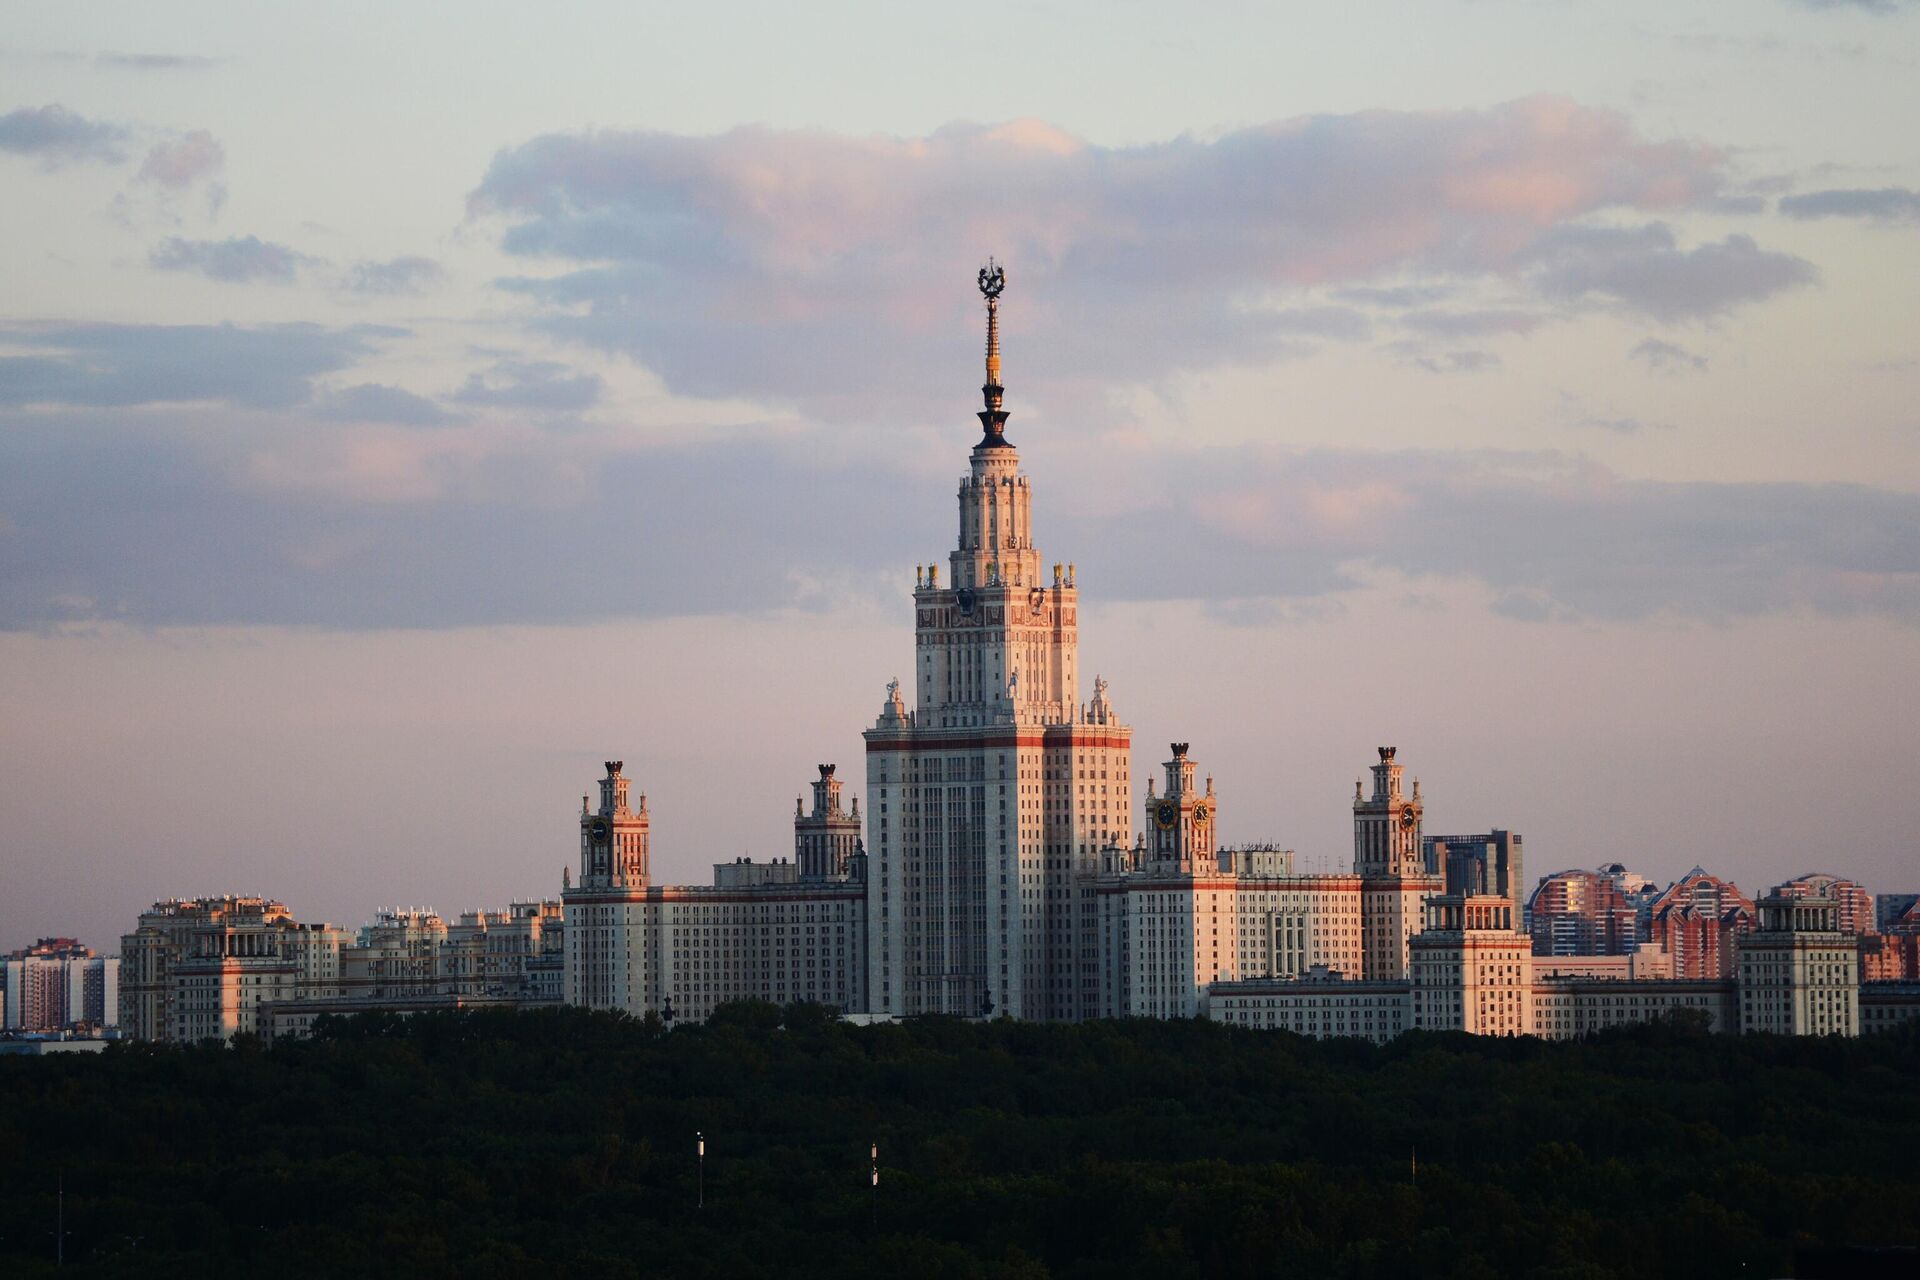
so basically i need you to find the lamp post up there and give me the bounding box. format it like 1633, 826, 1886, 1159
869, 1143, 878, 1230
696, 1131, 705, 1210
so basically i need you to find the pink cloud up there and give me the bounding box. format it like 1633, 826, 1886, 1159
469, 98, 1791, 415
138, 129, 224, 188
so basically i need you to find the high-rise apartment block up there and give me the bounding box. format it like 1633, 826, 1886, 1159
1528, 868, 1642, 956
1649, 869, 1758, 980
1, 939, 117, 1033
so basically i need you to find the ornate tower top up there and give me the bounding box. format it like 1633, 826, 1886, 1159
976, 258, 1012, 449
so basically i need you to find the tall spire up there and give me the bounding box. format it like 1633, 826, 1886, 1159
976, 259, 1011, 448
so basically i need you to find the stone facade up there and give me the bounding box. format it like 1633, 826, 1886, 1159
1737, 894, 1860, 1036
563, 762, 868, 1024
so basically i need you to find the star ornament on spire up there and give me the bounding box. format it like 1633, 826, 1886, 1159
978, 258, 1005, 299
975, 258, 1012, 446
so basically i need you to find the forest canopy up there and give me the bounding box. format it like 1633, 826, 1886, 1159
2, 1006, 1916, 1278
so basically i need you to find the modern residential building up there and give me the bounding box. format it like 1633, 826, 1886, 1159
1875, 893, 1919, 934
1527, 868, 1641, 957
1, 938, 117, 1032
120, 894, 561, 1043
1648, 869, 1757, 980
1774, 873, 1876, 938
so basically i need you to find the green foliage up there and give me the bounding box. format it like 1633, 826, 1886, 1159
0, 1010, 1915, 1277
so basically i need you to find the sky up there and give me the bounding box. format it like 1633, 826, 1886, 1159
2, 0, 1917, 953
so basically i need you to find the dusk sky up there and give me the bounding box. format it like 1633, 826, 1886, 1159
3, 0, 1917, 952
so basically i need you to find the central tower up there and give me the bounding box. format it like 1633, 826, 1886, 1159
866, 264, 1132, 1021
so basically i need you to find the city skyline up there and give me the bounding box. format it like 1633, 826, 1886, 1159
4, 1, 1919, 953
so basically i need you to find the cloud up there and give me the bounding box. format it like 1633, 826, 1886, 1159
1630, 338, 1709, 373
137, 130, 223, 188
1794, 1, 1913, 11
1403, 350, 1501, 374
317, 383, 459, 426
1398, 308, 1548, 337
1079, 447, 1920, 622
0, 103, 127, 165
341, 255, 446, 295
148, 235, 319, 283
95, 52, 223, 71
1778, 187, 1920, 224
1526, 224, 1817, 322
447, 360, 601, 411
469, 98, 1745, 413
1572, 416, 1656, 434
3, 416, 1914, 630
0, 322, 390, 409
1334, 284, 1455, 308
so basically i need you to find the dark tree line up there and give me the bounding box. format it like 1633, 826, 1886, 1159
1, 1005, 1916, 1277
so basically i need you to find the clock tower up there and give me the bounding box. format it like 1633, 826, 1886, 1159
1145, 743, 1216, 873
1354, 746, 1422, 876
1352, 747, 1442, 980
580, 760, 649, 891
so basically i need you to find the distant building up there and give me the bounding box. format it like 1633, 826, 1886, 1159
1209, 969, 1409, 1044
1409, 894, 1532, 1036
1738, 894, 1859, 1036
1875, 893, 1919, 934
1774, 873, 1876, 937
119, 895, 561, 1042
1860, 983, 1920, 1036
1530, 978, 1736, 1038
564, 762, 868, 1024
2, 938, 117, 1032
1649, 869, 1757, 980
1598, 863, 1664, 942
1526, 869, 1641, 957
1423, 830, 1523, 918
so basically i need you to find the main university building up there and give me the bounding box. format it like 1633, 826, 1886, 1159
115, 269, 1914, 1043
558, 268, 1901, 1042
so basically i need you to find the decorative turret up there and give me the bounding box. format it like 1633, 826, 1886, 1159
579, 760, 650, 891
1354, 746, 1422, 877
1146, 742, 1217, 873
796, 763, 861, 881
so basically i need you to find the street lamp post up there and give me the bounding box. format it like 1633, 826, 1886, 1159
869, 1142, 878, 1230
696, 1132, 705, 1210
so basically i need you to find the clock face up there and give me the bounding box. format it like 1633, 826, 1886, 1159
1191, 802, 1211, 826
1028, 587, 1045, 614
591, 819, 608, 838
956, 588, 977, 614
1399, 808, 1417, 829
1154, 801, 1178, 830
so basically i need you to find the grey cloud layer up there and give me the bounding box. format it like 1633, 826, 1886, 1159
149, 235, 317, 283
0, 323, 389, 408
469, 100, 1802, 413
447, 360, 602, 411
2, 419, 1914, 630
343, 255, 446, 295
0, 103, 127, 164
1779, 187, 1920, 224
